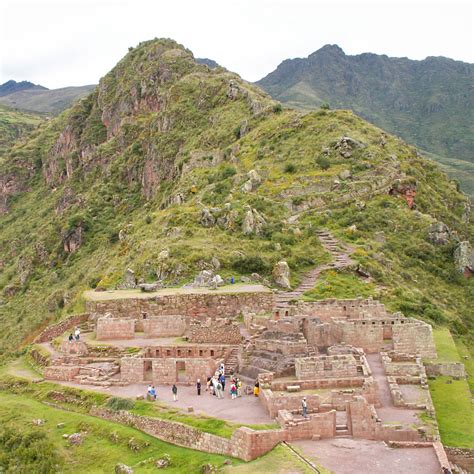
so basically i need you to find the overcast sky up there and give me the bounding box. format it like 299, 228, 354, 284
0, 0, 472, 88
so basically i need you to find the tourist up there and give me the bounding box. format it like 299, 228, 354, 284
150, 385, 157, 401
236, 378, 243, 397
196, 378, 201, 396
219, 373, 226, 391
230, 382, 237, 399
442, 468, 452, 474
301, 397, 308, 418
206, 376, 212, 392
216, 381, 223, 399
74, 327, 80, 341
147, 384, 153, 401
219, 363, 225, 375
253, 381, 259, 397
68, 333, 74, 342
172, 384, 178, 401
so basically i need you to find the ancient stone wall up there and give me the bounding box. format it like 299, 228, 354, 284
334, 320, 385, 353
303, 319, 333, 348
121, 357, 144, 383
425, 362, 466, 378
392, 321, 437, 358
277, 409, 336, 440
293, 298, 388, 322
44, 365, 80, 381
151, 358, 217, 385
260, 388, 321, 418
144, 345, 230, 359
188, 320, 242, 344
87, 291, 274, 321
295, 354, 359, 379
35, 313, 90, 343
96, 318, 135, 340
142, 315, 186, 337
59, 340, 89, 356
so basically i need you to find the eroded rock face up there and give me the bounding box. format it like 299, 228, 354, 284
389, 179, 417, 208
428, 222, 451, 245
63, 226, 84, 253
242, 206, 266, 235
0, 173, 28, 215
454, 241, 474, 277
200, 208, 216, 227
241, 169, 262, 193
272, 261, 291, 289
334, 136, 366, 158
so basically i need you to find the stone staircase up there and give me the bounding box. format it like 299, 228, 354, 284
335, 410, 351, 438
224, 347, 240, 375
276, 230, 354, 312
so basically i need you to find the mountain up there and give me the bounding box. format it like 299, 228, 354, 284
0, 104, 44, 155
256, 45, 474, 197
196, 58, 220, 69
0, 80, 47, 97
0, 38, 472, 363
0, 84, 96, 114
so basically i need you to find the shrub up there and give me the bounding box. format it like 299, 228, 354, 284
272, 103, 283, 113
316, 155, 330, 170
106, 397, 135, 411
320, 102, 330, 110
284, 163, 296, 173
145, 215, 152, 224
218, 165, 237, 180
231, 255, 269, 274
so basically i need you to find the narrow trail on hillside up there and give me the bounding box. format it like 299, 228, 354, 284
275, 230, 355, 312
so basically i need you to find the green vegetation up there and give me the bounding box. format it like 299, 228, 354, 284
0, 391, 236, 473
302, 270, 377, 301
257, 45, 474, 196
428, 377, 474, 448
0, 104, 44, 154
431, 328, 462, 363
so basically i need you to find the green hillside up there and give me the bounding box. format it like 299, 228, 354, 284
0, 104, 44, 155
0, 38, 472, 362
256, 45, 474, 197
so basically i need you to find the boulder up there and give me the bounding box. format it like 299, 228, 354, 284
200, 208, 216, 227
117, 268, 136, 289
428, 222, 451, 245
191, 270, 214, 287
334, 136, 366, 158
209, 274, 224, 289
156, 454, 171, 469
272, 261, 291, 289
454, 241, 474, 276
211, 257, 221, 270
115, 464, 134, 474
242, 206, 266, 235
242, 169, 262, 192
339, 169, 352, 180
68, 432, 84, 445
139, 282, 161, 292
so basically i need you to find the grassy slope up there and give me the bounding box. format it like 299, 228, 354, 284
0, 85, 95, 114
428, 328, 473, 448
0, 104, 44, 154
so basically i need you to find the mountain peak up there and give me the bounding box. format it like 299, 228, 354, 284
0, 79, 47, 97
312, 44, 345, 56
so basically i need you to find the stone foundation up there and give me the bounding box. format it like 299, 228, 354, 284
142, 315, 186, 337
96, 318, 135, 340
295, 354, 359, 379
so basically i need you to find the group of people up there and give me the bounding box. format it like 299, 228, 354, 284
68, 327, 81, 342
205, 363, 243, 400
147, 383, 178, 401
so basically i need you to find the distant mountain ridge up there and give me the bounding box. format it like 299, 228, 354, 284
0, 84, 96, 114
0, 80, 47, 97
257, 45, 474, 196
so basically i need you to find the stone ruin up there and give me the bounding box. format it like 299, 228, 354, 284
41, 290, 450, 454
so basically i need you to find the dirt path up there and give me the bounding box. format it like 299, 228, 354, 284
292, 438, 440, 474
276, 230, 355, 311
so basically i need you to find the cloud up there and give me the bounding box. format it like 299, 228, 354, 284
0, 0, 472, 88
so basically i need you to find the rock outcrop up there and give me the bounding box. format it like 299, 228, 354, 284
272, 261, 291, 289
428, 222, 451, 245
454, 241, 473, 277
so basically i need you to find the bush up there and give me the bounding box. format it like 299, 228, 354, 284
284, 163, 296, 173
106, 397, 135, 411
272, 103, 283, 113
231, 255, 269, 274
316, 155, 330, 170
145, 215, 152, 224
320, 102, 330, 110
218, 165, 237, 180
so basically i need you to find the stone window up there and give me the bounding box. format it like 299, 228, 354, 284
166, 349, 171, 356
210, 350, 215, 357
177, 349, 181, 356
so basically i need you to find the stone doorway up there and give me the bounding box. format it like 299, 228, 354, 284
176, 360, 186, 382
143, 360, 153, 381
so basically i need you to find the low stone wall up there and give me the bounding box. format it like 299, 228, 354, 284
44, 365, 80, 381
425, 362, 466, 378
277, 409, 336, 440
96, 318, 135, 340
35, 313, 90, 343
143, 315, 186, 337
89, 407, 285, 461
260, 388, 321, 418
87, 291, 274, 321
59, 340, 89, 356
392, 321, 437, 359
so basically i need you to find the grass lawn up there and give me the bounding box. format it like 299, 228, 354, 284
454, 338, 474, 393
431, 328, 462, 362
428, 377, 474, 448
